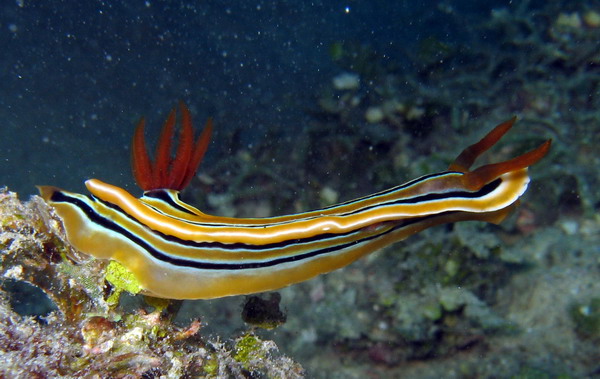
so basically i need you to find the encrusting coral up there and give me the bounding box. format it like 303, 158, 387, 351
0, 187, 304, 377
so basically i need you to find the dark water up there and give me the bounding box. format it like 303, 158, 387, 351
1, 0, 513, 196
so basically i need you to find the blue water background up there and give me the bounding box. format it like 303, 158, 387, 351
1, 0, 509, 196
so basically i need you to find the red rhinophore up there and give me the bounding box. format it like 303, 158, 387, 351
449, 117, 551, 191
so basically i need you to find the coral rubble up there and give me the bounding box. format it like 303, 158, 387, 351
0, 187, 304, 377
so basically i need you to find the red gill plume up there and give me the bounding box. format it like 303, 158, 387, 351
131, 102, 213, 191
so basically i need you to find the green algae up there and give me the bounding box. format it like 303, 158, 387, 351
202, 355, 219, 375
234, 333, 265, 365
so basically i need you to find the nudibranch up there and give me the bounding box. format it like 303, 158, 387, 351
38, 104, 551, 299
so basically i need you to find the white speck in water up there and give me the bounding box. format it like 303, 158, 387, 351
579, 305, 591, 316
559, 219, 579, 235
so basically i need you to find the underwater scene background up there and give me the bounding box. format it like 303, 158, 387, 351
1, 0, 599, 377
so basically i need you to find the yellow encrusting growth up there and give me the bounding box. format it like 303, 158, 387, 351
104, 260, 142, 305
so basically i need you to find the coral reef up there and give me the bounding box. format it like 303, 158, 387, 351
0, 187, 304, 377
